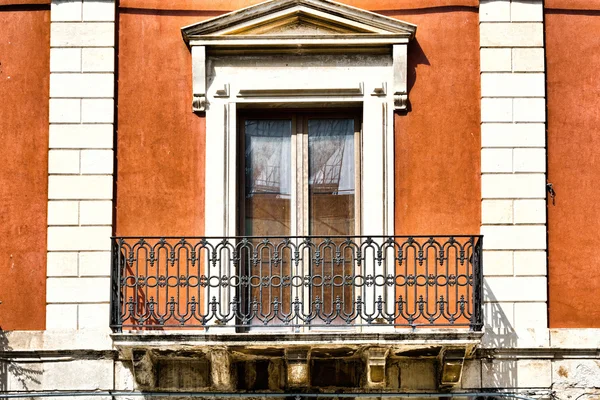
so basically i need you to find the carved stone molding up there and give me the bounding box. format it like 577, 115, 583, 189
214, 83, 230, 98
191, 46, 206, 113
363, 347, 389, 388
237, 83, 363, 98
192, 94, 207, 112
394, 93, 408, 110
183, 0, 416, 114
371, 82, 387, 96
182, 0, 416, 45
113, 336, 481, 391
392, 44, 408, 110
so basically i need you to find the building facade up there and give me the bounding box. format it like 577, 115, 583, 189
1, 0, 599, 397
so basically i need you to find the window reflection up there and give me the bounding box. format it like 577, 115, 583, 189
244, 119, 292, 237
242, 116, 358, 325
308, 119, 355, 236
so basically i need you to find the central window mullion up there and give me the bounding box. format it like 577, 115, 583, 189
291, 115, 307, 329
300, 116, 310, 237
298, 115, 311, 327
290, 115, 299, 239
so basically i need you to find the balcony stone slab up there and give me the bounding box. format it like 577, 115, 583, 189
112, 330, 482, 355
112, 331, 482, 392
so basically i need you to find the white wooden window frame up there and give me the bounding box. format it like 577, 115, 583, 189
204, 88, 395, 239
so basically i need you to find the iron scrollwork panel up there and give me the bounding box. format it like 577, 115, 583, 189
110, 235, 483, 331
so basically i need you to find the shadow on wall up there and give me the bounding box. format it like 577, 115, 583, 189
482, 282, 517, 389
404, 38, 430, 113
0, 329, 42, 394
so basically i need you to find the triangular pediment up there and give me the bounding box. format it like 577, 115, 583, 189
182, 0, 416, 43
229, 12, 370, 36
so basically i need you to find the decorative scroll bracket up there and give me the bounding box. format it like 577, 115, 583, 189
393, 44, 409, 111
394, 93, 408, 109
191, 45, 207, 113
192, 94, 207, 112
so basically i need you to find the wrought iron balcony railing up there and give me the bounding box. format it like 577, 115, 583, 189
110, 235, 483, 332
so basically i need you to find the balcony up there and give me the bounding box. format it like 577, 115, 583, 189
110, 235, 483, 332
110, 235, 483, 391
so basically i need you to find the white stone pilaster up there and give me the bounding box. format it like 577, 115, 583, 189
480, 0, 547, 347
47, 0, 115, 331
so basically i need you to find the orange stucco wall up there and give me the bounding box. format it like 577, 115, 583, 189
0, 5, 49, 330
115, 10, 209, 237
546, 0, 600, 11
393, 7, 481, 235
546, 6, 600, 327
0, 0, 48, 4
115, 1, 481, 238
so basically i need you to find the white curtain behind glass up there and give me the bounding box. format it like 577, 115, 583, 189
245, 120, 292, 198
308, 119, 355, 194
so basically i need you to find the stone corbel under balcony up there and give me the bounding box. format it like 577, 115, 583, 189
285, 348, 311, 387
114, 331, 482, 392
439, 347, 468, 388
364, 347, 390, 388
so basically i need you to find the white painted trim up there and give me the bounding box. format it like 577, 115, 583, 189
392, 44, 408, 110
190, 37, 410, 47
192, 46, 207, 112
205, 89, 394, 239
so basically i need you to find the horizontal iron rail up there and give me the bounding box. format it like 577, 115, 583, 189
111, 235, 483, 332
112, 235, 483, 239
113, 323, 475, 329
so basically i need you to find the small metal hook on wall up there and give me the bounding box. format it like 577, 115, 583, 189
547, 182, 556, 205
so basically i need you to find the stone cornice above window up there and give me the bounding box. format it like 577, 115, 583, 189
181, 0, 416, 45
181, 0, 416, 112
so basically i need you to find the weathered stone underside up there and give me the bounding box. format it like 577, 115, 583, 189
113, 332, 480, 392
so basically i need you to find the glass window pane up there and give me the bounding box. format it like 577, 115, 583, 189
308, 118, 356, 321
244, 119, 292, 237
308, 118, 355, 236
243, 120, 293, 324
